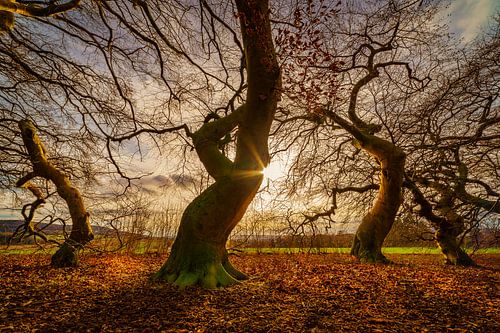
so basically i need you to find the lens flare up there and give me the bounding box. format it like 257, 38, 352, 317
261, 162, 284, 181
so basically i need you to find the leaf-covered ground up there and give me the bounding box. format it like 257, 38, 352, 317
0, 253, 498, 332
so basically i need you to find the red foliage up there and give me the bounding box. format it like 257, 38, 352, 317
275, 0, 343, 112
0, 253, 498, 332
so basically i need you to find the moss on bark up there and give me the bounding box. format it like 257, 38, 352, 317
155, 176, 260, 289
158, 248, 249, 288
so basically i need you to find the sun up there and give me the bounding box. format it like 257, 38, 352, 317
262, 161, 285, 181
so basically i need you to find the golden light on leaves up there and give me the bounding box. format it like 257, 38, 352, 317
1, 253, 498, 331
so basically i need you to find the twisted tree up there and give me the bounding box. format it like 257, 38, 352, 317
155, 0, 280, 288
404, 25, 500, 265
272, 0, 440, 263
1, 0, 282, 279
18, 119, 93, 267
0, 1, 126, 265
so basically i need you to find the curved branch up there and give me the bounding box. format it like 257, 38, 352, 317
109, 124, 192, 143
192, 105, 245, 180
404, 176, 447, 225
453, 151, 500, 213
18, 119, 93, 248
0, 0, 79, 17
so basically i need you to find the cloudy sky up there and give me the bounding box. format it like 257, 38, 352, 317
448, 0, 498, 42
1, 0, 498, 221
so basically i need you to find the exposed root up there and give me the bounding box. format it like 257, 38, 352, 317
156, 263, 240, 289
351, 236, 391, 264
442, 250, 476, 267
51, 243, 79, 268
438, 241, 476, 267
223, 257, 249, 281
358, 252, 391, 264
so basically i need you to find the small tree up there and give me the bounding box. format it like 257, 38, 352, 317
18, 119, 93, 267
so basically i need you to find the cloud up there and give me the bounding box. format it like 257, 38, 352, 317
449, 0, 497, 42
169, 174, 196, 187
107, 172, 199, 197
111, 174, 172, 195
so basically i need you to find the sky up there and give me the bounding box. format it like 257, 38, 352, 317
447, 0, 498, 43
1, 0, 498, 222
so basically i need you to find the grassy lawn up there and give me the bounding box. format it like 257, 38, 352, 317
0, 245, 57, 255
230, 247, 500, 255
2, 245, 498, 255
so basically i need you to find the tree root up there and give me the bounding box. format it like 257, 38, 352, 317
358, 252, 391, 264
51, 243, 79, 268
157, 263, 241, 289
351, 236, 391, 264
440, 247, 476, 267
223, 256, 249, 280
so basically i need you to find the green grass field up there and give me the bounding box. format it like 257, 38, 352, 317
230, 247, 500, 255
2, 245, 498, 256
0, 247, 56, 255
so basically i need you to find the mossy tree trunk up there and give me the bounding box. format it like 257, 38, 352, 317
155, 0, 280, 289
156, 175, 261, 288
349, 136, 406, 263
18, 119, 93, 267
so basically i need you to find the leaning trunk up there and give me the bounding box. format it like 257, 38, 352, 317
436, 228, 475, 266
435, 210, 475, 266
19, 120, 93, 267
156, 0, 280, 288
51, 207, 92, 267
351, 137, 406, 263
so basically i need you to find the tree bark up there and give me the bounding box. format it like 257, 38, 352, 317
326, 112, 406, 263
155, 176, 259, 288
435, 205, 475, 266
0, 0, 80, 33
323, 33, 409, 263
436, 225, 475, 266
155, 0, 280, 288
18, 119, 93, 267
405, 177, 476, 266
350, 136, 406, 263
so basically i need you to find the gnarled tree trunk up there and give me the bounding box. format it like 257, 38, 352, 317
155, 0, 280, 289
435, 205, 475, 266
350, 136, 406, 263
436, 223, 475, 266
19, 119, 93, 267
405, 177, 476, 266
156, 175, 261, 288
